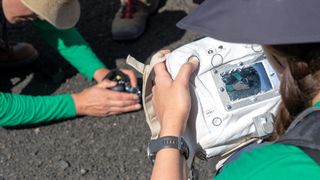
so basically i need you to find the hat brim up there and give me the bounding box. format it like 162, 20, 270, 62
177, 0, 320, 45
21, 0, 80, 30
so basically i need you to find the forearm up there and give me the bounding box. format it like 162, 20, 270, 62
150, 57, 198, 180
32, 20, 107, 80
151, 121, 188, 180
151, 149, 187, 180
0, 92, 76, 127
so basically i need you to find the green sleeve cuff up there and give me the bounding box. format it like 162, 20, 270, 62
313, 101, 320, 107
32, 20, 106, 80
0, 92, 76, 127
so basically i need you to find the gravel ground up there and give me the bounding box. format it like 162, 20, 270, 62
0, 0, 216, 179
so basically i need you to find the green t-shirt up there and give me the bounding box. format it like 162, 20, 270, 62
0, 20, 106, 126
216, 102, 320, 180
215, 144, 320, 180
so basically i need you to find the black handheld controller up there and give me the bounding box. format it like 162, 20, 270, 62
104, 69, 141, 96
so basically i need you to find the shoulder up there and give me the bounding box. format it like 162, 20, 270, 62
215, 144, 320, 180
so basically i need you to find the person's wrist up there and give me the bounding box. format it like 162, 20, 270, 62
71, 93, 84, 116
159, 129, 183, 137
94, 68, 110, 82
160, 117, 186, 137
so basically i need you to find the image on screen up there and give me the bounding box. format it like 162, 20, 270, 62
220, 62, 272, 101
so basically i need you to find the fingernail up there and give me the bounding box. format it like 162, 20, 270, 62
188, 55, 200, 66
134, 95, 139, 100
162, 49, 170, 54
108, 81, 116, 86
136, 104, 141, 109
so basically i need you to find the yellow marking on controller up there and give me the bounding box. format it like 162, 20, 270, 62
115, 75, 122, 80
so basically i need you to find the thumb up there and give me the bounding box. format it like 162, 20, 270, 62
175, 56, 199, 86
96, 79, 117, 89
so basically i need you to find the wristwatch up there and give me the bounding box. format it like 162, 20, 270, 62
147, 136, 189, 164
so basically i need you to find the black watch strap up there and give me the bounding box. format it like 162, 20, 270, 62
147, 136, 189, 164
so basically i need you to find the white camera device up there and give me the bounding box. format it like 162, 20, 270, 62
127, 37, 281, 167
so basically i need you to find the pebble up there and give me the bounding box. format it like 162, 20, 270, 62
33, 128, 40, 134
0, 144, 5, 149
120, 166, 125, 173
58, 160, 70, 170
36, 160, 43, 167
31, 150, 39, 156
132, 148, 140, 153
80, 168, 88, 175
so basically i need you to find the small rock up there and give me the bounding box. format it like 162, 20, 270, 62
36, 160, 43, 167
132, 148, 140, 153
58, 160, 70, 170
31, 150, 39, 156
80, 168, 88, 175
115, 58, 127, 68
120, 166, 125, 173
10, 77, 20, 85
33, 128, 40, 134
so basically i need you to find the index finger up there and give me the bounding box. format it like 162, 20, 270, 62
175, 56, 199, 86
106, 90, 140, 101
153, 62, 169, 77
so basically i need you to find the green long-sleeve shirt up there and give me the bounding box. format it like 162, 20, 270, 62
0, 93, 76, 126
215, 102, 320, 180
32, 20, 106, 80
0, 20, 106, 126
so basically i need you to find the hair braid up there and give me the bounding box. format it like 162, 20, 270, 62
271, 56, 320, 139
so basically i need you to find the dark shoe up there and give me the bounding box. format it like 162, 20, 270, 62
112, 0, 159, 40
0, 40, 38, 68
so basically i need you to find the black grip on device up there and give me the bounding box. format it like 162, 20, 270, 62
104, 69, 141, 96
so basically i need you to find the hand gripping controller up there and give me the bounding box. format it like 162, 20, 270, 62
104, 69, 141, 96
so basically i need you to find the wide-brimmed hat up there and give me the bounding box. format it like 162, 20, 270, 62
21, 0, 80, 29
177, 0, 320, 45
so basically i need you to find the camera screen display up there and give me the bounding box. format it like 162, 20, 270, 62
221, 62, 272, 101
